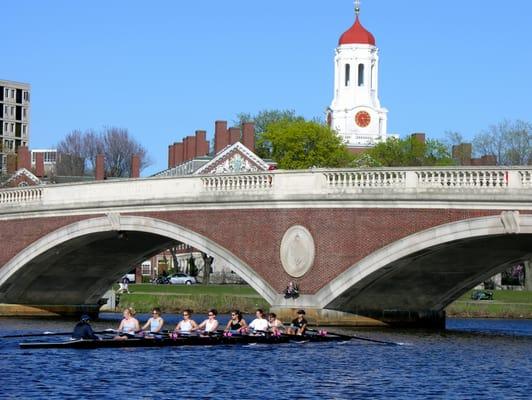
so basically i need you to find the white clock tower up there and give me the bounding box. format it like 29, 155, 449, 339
327, 1, 387, 149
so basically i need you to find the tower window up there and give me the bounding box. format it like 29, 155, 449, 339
345, 64, 351, 86
358, 64, 365, 86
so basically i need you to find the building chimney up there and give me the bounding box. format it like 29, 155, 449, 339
242, 122, 255, 152
35, 152, 45, 177
95, 154, 105, 180
186, 135, 196, 162
214, 120, 229, 154
228, 127, 241, 145
6, 153, 17, 175
195, 130, 209, 157
410, 133, 426, 144
174, 142, 184, 166
16, 146, 31, 170
452, 143, 472, 166
130, 154, 140, 178
168, 145, 175, 168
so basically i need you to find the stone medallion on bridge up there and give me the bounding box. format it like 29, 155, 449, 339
280, 225, 315, 278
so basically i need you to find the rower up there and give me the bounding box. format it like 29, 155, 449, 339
141, 307, 164, 336
268, 313, 285, 335
114, 307, 140, 340
286, 309, 308, 336
174, 309, 198, 335
224, 309, 248, 334
72, 314, 100, 340
248, 309, 270, 335
197, 309, 219, 335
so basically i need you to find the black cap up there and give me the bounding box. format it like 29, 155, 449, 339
297, 309, 306, 315
80, 314, 90, 322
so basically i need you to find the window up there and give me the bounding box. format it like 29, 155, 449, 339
11, 89, 15, 98
23, 91, 29, 101
4, 88, 8, 98
345, 64, 351, 86
22, 125, 27, 135
11, 106, 14, 116
358, 63, 365, 86
11, 123, 14, 132
23, 108, 27, 119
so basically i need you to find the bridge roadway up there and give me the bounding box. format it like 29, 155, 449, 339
0, 167, 531, 328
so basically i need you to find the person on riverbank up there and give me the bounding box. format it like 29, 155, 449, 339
248, 309, 270, 334
174, 309, 198, 335
197, 309, 219, 335
268, 313, 285, 335
287, 309, 307, 335
114, 307, 140, 340
224, 310, 248, 334
72, 314, 100, 340
141, 307, 164, 335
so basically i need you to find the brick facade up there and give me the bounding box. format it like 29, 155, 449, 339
1, 208, 528, 295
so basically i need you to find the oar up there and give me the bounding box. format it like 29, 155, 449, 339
1, 328, 116, 339
308, 329, 403, 346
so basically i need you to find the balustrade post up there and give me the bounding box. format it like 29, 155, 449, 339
507, 171, 522, 188
405, 171, 418, 188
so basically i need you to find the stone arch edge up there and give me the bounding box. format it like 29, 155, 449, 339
0, 215, 278, 305
315, 214, 532, 308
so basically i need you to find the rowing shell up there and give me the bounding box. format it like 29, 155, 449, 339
19, 333, 347, 349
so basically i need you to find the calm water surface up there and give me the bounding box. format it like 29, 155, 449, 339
1, 315, 531, 399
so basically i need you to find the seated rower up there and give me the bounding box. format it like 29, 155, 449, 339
248, 309, 270, 335
224, 309, 248, 334
114, 307, 140, 340
141, 307, 164, 336
268, 313, 285, 335
72, 314, 100, 340
174, 309, 198, 335
197, 309, 219, 335
286, 309, 308, 336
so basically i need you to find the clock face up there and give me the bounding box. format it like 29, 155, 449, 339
355, 111, 371, 128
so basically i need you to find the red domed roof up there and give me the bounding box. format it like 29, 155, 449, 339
338, 17, 375, 46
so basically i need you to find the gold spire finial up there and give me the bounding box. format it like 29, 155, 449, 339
355, 0, 361, 16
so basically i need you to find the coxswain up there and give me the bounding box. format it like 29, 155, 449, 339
72, 314, 100, 340
287, 309, 308, 335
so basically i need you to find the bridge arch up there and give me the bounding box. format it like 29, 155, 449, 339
317, 213, 532, 313
0, 215, 278, 307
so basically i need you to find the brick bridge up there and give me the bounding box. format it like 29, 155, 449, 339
0, 167, 531, 327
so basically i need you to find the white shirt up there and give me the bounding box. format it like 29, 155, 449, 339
249, 318, 269, 332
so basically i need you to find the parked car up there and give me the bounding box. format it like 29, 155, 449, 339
169, 273, 196, 285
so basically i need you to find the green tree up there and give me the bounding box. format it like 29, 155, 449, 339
362, 136, 454, 167
235, 109, 305, 159
473, 119, 531, 165
263, 120, 353, 169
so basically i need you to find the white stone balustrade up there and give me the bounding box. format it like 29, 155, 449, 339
0, 187, 42, 204
0, 167, 531, 213
202, 174, 272, 191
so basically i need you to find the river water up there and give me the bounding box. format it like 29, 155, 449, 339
1, 315, 531, 399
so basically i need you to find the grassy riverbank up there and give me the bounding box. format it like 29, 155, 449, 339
114, 284, 269, 314
113, 284, 532, 319
446, 290, 532, 319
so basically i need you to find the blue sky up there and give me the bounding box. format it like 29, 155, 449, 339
3, 0, 531, 175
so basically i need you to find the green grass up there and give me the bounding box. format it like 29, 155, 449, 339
122, 283, 261, 297
114, 284, 268, 314
446, 290, 532, 318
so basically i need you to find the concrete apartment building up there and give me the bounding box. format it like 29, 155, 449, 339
0, 79, 30, 175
